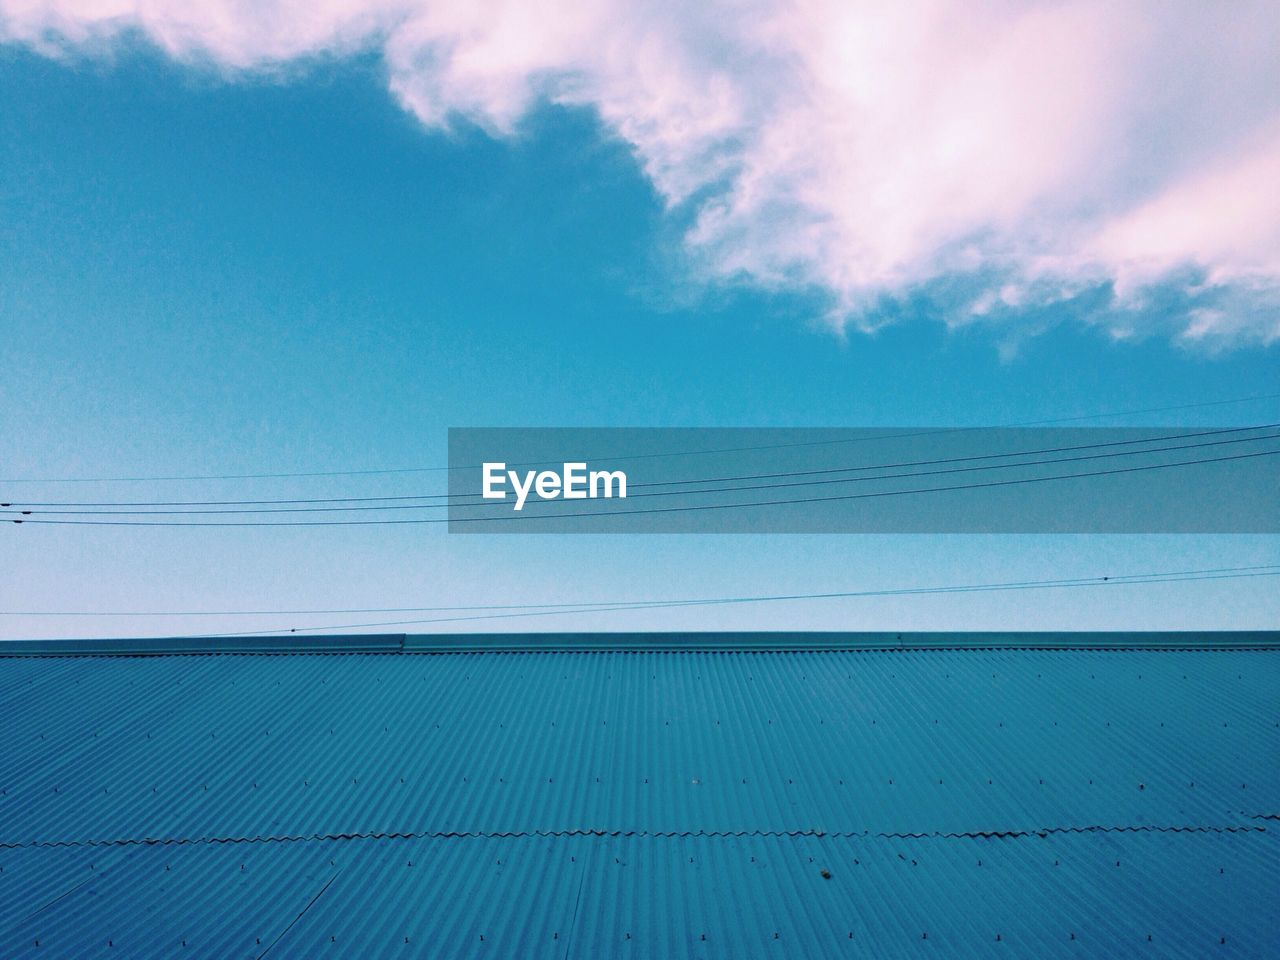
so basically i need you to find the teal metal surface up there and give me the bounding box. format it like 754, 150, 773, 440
1, 639, 1276, 956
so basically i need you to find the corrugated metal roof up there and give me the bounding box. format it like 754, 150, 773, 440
3, 831, 1275, 958
2, 636, 1277, 957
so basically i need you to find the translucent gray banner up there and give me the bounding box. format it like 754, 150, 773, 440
447, 426, 1280, 533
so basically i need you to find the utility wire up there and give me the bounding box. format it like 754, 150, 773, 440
8, 429, 1278, 515
4, 392, 1278, 484
6, 424, 1276, 512
6, 564, 1276, 617
181, 566, 1280, 637
7, 446, 1277, 525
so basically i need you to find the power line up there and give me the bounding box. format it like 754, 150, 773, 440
7, 424, 1276, 513
11, 429, 1279, 515
178, 566, 1280, 636
6, 564, 1276, 617
4, 392, 1278, 485
629, 424, 1280, 489
8, 446, 1277, 526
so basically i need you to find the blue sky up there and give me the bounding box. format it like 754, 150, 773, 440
1, 45, 1277, 638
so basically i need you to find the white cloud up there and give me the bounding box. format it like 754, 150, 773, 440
3, 0, 1279, 344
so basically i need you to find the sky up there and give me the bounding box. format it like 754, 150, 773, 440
1, 2, 1278, 639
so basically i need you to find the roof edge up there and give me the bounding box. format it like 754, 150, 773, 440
0, 634, 407, 656
2, 630, 1279, 656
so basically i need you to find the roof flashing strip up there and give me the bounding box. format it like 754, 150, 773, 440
0, 633, 408, 656
1, 630, 1278, 656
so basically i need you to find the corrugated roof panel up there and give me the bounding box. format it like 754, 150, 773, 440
2, 650, 1275, 843
2, 831, 1276, 958
2, 641, 1277, 957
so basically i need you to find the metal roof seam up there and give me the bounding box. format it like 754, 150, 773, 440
1, 822, 1268, 850
3, 630, 1280, 656
5, 644, 1280, 660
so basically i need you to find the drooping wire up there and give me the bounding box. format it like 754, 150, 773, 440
177, 566, 1280, 636
7, 446, 1278, 525
5, 424, 1277, 515
5, 564, 1276, 618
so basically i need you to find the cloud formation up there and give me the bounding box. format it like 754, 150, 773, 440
4, 0, 1279, 345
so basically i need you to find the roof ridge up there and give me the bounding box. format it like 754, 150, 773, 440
3, 630, 1279, 656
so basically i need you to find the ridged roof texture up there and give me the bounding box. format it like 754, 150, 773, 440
1, 635, 1277, 957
